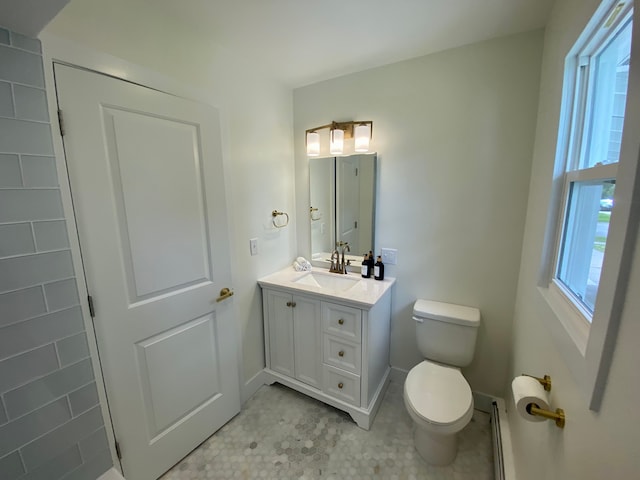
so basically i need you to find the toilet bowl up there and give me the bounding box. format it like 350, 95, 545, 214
404, 360, 474, 465
403, 299, 480, 466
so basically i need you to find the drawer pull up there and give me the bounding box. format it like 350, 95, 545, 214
286, 301, 297, 307
338, 318, 344, 325
286, 301, 292, 307
338, 382, 344, 389
338, 350, 345, 357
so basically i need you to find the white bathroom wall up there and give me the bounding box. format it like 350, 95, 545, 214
508, 0, 640, 478
43, 0, 296, 388
294, 30, 544, 396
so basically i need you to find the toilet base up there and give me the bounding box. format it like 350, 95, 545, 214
414, 425, 458, 466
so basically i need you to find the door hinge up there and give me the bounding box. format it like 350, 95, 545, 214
87, 295, 95, 318
354, 221, 358, 228
355, 168, 358, 176
57, 109, 66, 136
115, 440, 122, 460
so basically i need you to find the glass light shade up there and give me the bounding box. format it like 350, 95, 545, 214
306, 131, 320, 156
330, 128, 344, 155
354, 124, 371, 152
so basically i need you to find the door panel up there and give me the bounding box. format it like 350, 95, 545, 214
54, 64, 240, 480
104, 107, 211, 300
293, 295, 322, 389
135, 314, 220, 439
337, 156, 360, 251
266, 290, 295, 377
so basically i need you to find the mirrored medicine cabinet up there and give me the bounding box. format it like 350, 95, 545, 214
309, 153, 377, 265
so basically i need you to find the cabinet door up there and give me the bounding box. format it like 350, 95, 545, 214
266, 290, 295, 377
293, 295, 322, 389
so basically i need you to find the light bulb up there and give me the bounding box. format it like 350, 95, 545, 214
306, 131, 320, 156
330, 129, 344, 155
354, 124, 371, 152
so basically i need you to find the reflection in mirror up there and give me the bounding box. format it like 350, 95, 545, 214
310, 153, 376, 265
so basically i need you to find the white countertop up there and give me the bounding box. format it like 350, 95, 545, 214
258, 266, 395, 308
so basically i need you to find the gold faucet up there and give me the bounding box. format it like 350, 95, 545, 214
330, 242, 350, 274
329, 248, 341, 273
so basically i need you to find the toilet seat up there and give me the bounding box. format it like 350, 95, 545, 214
404, 360, 474, 434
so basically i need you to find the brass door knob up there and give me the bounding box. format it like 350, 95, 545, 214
338, 351, 345, 357
338, 382, 344, 389
338, 319, 344, 325
216, 287, 234, 302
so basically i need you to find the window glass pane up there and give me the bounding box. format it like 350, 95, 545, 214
557, 181, 615, 315
582, 19, 632, 169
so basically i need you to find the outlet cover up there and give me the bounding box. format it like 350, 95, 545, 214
381, 248, 398, 265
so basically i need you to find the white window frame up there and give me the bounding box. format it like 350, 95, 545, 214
541, 0, 640, 411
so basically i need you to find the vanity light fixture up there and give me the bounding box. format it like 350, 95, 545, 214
354, 123, 371, 152
305, 120, 373, 156
306, 131, 320, 156
330, 128, 344, 155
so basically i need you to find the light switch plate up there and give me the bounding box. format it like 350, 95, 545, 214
381, 248, 397, 265
250, 238, 258, 256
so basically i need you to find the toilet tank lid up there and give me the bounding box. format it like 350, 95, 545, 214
413, 299, 480, 327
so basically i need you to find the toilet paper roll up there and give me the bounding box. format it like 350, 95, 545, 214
511, 376, 551, 422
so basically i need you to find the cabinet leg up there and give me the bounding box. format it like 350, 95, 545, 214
349, 411, 371, 430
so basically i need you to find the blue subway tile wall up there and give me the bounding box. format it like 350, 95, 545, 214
0, 28, 111, 480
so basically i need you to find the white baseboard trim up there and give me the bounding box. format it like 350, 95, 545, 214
97, 467, 125, 480
242, 369, 268, 404
473, 391, 495, 413
389, 366, 409, 384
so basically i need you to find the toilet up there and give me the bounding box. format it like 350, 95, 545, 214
403, 299, 481, 466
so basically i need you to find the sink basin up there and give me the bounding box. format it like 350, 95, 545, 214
293, 271, 361, 292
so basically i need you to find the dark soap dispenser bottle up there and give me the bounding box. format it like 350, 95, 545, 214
361, 254, 370, 278
374, 256, 384, 280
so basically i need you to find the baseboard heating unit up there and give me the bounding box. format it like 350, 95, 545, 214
489, 398, 516, 480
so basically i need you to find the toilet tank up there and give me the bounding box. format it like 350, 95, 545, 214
413, 299, 481, 367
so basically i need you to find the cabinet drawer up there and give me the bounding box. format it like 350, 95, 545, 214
322, 303, 361, 342
322, 365, 360, 406
323, 335, 361, 374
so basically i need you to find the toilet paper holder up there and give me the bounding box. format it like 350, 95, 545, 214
520, 373, 565, 428
525, 403, 566, 429
522, 373, 552, 392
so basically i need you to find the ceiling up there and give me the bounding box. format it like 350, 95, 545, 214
0, 0, 69, 38
1, 0, 554, 88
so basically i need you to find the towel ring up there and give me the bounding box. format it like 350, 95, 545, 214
272, 210, 289, 228
310, 206, 321, 221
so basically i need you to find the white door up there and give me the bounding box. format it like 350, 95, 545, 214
54, 64, 240, 480
337, 156, 360, 252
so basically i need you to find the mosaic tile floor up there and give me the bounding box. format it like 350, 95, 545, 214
161, 381, 493, 480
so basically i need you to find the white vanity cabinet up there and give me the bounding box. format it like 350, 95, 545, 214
264, 290, 322, 389
259, 272, 393, 430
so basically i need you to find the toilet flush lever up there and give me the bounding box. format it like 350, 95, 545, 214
411, 316, 424, 323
